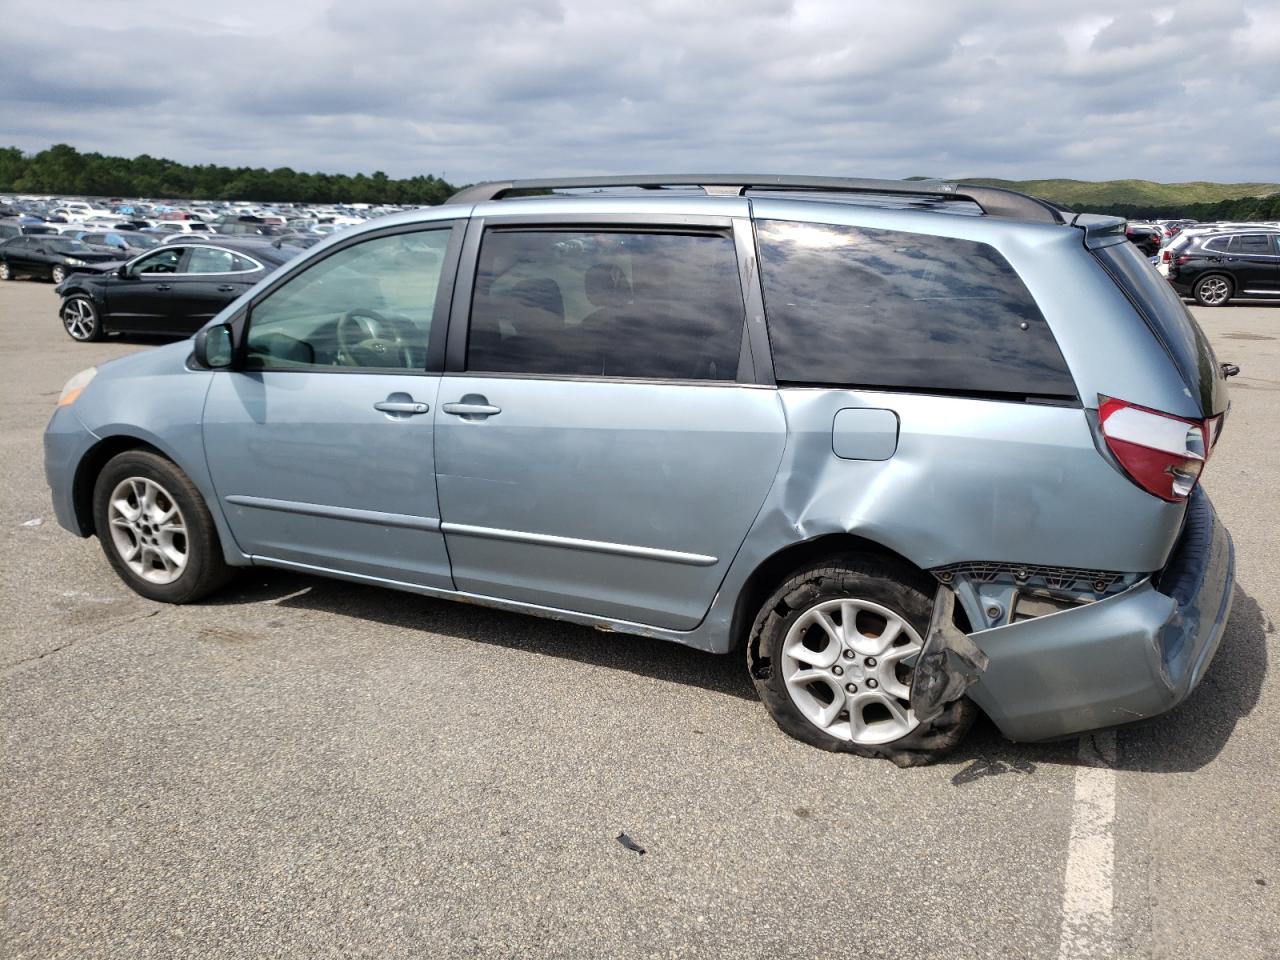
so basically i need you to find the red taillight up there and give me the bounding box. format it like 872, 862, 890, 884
1097, 396, 1215, 502
1161, 249, 1171, 262
1176, 255, 1190, 265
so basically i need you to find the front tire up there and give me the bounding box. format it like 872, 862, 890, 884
748, 556, 976, 766
51, 265, 67, 284
1193, 274, 1233, 307
0, 261, 12, 281
92, 450, 234, 603
61, 296, 103, 342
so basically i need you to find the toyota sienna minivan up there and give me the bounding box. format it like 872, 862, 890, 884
45, 175, 1236, 765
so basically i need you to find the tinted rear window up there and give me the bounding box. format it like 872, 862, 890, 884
755, 220, 1076, 399
467, 230, 744, 380
1229, 234, 1275, 254
1091, 240, 1223, 415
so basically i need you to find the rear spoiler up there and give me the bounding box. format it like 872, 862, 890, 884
1069, 213, 1128, 249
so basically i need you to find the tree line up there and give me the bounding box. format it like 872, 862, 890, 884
4, 144, 1276, 219
1075, 194, 1274, 226
1080, 192, 1280, 223
0, 144, 459, 205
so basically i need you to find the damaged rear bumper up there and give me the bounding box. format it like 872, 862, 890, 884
966, 488, 1234, 742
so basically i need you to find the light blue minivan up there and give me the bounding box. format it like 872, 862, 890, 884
45, 176, 1236, 764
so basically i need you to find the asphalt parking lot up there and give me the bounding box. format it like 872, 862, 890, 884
1, 281, 1277, 960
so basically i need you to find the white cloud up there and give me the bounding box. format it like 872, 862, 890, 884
0, 0, 1275, 183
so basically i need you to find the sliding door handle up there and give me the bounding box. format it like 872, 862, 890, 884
442, 395, 501, 420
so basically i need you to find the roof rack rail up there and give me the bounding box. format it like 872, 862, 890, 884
448, 175, 1067, 224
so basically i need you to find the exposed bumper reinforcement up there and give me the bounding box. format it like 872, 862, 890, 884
965, 488, 1234, 742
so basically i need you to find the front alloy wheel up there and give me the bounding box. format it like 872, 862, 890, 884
92, 450, 233, 603
61, 297, 102, 341
0, 261, 11, 281
51, 264, 67, 284
106, 477, 190, 584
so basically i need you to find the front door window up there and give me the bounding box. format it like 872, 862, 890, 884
244, 230, 450, 370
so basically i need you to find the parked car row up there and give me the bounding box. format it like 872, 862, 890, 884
6, 191, 1274, 357
1152, 222, 1280, 306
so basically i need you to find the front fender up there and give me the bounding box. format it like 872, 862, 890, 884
68, 343, 248, 565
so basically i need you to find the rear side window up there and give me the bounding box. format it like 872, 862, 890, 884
467, 230, 743, 381
1229, 234, 1275, 254
1091, 240, 1222, 415
1202, 237, 1230, 253
187, 247, 257, 273
755, 220, 1076, 399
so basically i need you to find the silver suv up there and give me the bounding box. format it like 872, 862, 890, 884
44, 176, 1236, 765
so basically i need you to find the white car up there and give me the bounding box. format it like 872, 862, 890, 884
57, 202, 116, 221
151, 221, 214, 234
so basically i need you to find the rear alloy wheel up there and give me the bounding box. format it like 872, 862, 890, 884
1193, 274, 1233, 307
749, 556, 976, 766
0, 261, 11, 281
51, 264, 68, 284
779, 597, 924, 745
61, 296, 103, 342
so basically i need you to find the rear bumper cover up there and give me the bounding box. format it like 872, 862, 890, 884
968, 488, 1234, 741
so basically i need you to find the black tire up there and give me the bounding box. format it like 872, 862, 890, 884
748, 555, 977, 766
1193, 273, 1233, 307
61, 296, 103, 342
92, 450, 234, 603
0, 261, 12, 281
51, 264, 67, 284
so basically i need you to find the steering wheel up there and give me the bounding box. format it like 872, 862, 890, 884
335, 308, 416, 368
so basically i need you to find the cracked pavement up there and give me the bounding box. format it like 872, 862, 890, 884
1, 282, 1277, 959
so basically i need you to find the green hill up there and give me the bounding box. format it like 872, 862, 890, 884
959, 178, 1280, 208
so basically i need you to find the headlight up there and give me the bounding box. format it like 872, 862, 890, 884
57, 367, 97, 407
64, 258, 88, 266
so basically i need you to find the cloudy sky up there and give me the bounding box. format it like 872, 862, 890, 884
3, 0, 1278, 184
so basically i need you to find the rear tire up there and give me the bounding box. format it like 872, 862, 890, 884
1193, 274, 1233, 307
51, 265, 67, 284
748, 555, 976, 766
92, 450, 234, 603
0, 261, 12, 281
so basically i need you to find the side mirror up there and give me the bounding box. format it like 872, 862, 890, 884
194, 323, 235, 369
116, 264, 130, 278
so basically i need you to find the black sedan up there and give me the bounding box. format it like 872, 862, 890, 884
54, 239, 292, 342
0, 236, 124, 284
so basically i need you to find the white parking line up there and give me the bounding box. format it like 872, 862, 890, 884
1058, 731, 1118, 960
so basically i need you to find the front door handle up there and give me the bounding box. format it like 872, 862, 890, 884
155, 283, 172, 291
373, 399, 429, 415
216, 284, 236, 292
442, 394, 501, 420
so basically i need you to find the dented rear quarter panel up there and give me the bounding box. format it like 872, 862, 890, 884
690, 386, 1187, 654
